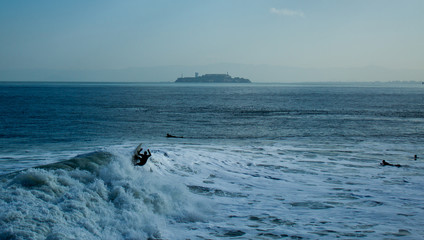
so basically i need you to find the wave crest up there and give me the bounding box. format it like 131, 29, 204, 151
0, 149, 207, 239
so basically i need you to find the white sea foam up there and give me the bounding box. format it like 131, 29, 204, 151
151, 141, 424, 238
1, 140, 423, 239
0, 146, 210, 240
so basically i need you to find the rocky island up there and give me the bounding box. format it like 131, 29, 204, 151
175, 73, 251, 83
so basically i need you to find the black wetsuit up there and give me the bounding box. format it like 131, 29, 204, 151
133, 150, 151, 166
381, 160, 401, 167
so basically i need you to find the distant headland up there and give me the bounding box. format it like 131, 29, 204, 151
175, 72, 251, 83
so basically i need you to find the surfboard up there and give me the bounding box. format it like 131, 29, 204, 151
135, 143, 143, 154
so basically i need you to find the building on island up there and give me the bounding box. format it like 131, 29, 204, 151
175, 73, 251, 83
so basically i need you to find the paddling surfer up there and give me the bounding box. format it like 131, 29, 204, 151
166, 133, 183, 138
380, 160, 401, 167
133, 148, 151, 166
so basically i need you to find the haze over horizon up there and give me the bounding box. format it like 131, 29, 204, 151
1, 0, 423, 82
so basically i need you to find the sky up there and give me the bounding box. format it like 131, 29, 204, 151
0, 0, 423, 72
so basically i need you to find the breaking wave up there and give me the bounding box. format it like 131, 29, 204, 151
0, 150, 208, 240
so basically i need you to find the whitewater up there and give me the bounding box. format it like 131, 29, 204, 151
0, 82, 423, 239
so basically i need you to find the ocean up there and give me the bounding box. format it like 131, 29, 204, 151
0, 82, 423, 239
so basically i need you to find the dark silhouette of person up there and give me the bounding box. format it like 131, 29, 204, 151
133, 148, 151, 166
414, 155, 418, 160
166, 133, 183, 138
380, 160, 401, 167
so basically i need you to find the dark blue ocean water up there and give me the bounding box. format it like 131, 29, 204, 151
1, 82, 423, 239
1, 82, 423, 146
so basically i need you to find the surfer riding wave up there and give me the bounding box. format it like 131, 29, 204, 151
133, 144, 151, 166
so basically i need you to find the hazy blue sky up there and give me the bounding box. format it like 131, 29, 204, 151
1, 0, 423, 70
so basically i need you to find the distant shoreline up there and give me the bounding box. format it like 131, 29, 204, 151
1, 64, 423, 83
0, 81, 422, 86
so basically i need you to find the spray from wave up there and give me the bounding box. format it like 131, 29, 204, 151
0, 150, 209, 240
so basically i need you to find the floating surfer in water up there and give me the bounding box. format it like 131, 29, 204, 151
380, 160, 401, 167
166, 133, 183, 138
133, 146, 151, 166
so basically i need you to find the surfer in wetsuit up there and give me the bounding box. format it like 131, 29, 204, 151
166, 133, 183, 138
133, 148, 151, 166
380, 160, 401, 167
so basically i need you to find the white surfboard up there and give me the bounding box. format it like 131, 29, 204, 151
135, 143, 143, 154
